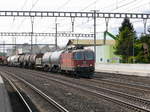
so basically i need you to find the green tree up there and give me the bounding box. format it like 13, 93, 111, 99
114, 18, 136, 63
135, 35, 150, 63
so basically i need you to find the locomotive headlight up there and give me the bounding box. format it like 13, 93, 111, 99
90, 64, 93, 66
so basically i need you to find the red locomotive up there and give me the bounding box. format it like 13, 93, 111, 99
60, 48, 95, 77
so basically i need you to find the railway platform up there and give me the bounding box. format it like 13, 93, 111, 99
95, 63, 150, 76
0, 75, 12, 112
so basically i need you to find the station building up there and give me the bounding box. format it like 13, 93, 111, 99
67, 39, 120, 63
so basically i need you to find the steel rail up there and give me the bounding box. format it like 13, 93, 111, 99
90, 79, 150, 93
2, 71, 69, 112
3, 69, 150, 112
0, 72, 33, 112
27, 70, 150, 107
9, 67, 150, 107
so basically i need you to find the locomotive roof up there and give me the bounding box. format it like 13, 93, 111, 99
66, 49, 94, 53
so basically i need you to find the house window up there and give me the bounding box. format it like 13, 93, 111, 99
107, 59, 110, 62
100, 58, 103, 61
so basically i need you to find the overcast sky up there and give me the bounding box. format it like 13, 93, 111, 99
0, 0, 150, 49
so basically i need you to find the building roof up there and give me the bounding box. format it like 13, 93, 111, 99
67, 39, 115, 46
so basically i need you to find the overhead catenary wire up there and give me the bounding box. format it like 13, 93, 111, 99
20, 0, 28, 10
57, 0, 72, 10
46, 0, 98, 34
3, 0, 150, 49
16, 0, 40, 30
78, 0, 149, 36
80, 0, 98, 11
36, 0, 148, 40
9, 0, 28, 31
124, 1, 150, 12
8, 0, 29, 52
100, 0, 129, 11
38, 0, 72, 41
75, 0, 138, 28
104, 0, 138, 12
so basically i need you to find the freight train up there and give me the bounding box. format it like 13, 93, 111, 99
5, 47, 95, 77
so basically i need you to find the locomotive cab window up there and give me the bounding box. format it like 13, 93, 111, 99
84, 52, 94, 60
73, 52, 84, 60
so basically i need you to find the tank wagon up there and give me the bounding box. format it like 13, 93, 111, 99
28, 54, 36, 68
35, 53, 43, 69
7, 56, 11, 66
42, 52, 52, 71
7, 55, 20, 66
23, 54, 30, 68
6, 47, 95, 77
50, 50, 64, 72
19, 54, 25, 67
42, 51, 64, 72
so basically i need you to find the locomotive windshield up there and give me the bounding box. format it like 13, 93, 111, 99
74, 51, 94, 60
74, 52, 84, 60
84, 52, 94, 60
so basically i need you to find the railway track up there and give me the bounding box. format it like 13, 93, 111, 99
95, 72, 150, 86
12, 67, 150, 95
2, 67, 150, 112
1, 71, 69, 112
89, 78, 150, 93
1, 73, 33, 112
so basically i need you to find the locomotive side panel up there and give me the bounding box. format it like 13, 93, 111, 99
60, 53, 74, 71
60, 49, 95, 77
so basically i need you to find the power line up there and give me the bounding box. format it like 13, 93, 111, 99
20, 0, 28, 10
111, 0, 138, 11
57, 0, 71, 10
31, 0, 40, 10
37, 0, 72, 32
55, 0, 98, 31
100, 0, 132, 11
76, 0, 138, 28
16, 0, 40, 30
89, 0, 148, 36
80, 0, 98, 11
10, 0, 28, 30
125, 1, 150, 12
113, 0, 149, 13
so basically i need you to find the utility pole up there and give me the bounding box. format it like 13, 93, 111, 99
35, 36, 37, 45
3, 41, 5, 56
143, 19, 147, 34
55, 23, 58, 50
91, 10, 97, 61
104, 18, 109, 44
15, 37, 16, 54
71, 17, 75, 32
133, 33, 134, 63
31, 17, 34, 54
148, 26, 150, 33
